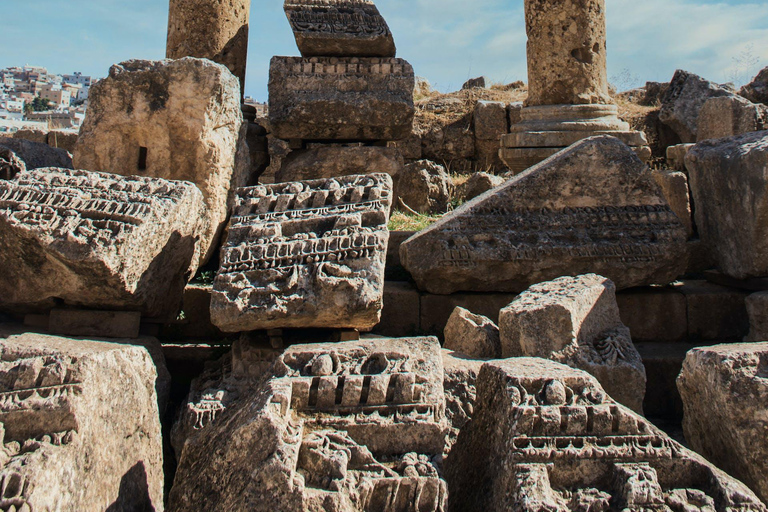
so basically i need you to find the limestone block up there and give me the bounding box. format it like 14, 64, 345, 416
46, 130, 79, 153
686, 131, 768, 278
445, 357, 766, 512
422, 119, 475, 161
73, 58, 247, 264
169, 337, 448, 511
473, 100, 508, 141
652, 169, 693, 238
740, 66, 768, 105
48, 309, 141, 339
441, 350, 483, 452
373, 281, 420, 338
659, 70, 737, 143
166, 284, 224, 340
166, 0, 250, 90
12, 129, 47, 144
0, 332, 164, 511
0, 149, 25, 180
697, 95, 768, 141
444, 307, 500, 359
393, 159, 450, 214
284, 0, 396, 58
419, 292, 517, 336
745, 290, 768, 341
210, 174, 393, 331
616, 287, 687, 342
268, 56, 415, 141
0, 168, 205, 318
507, 101, 523, 127
677, 280, 749, 341
524, 0, 612, 106
666, 143, 694, 173
473, 139, 505, 171
456, 172, 504, 202
387, 133, 422, 160
499, 274, 646, 412
678, 342, 768, 503
401, 136, 688, 294
277, 146, 404, 183
0, 137, 72, 170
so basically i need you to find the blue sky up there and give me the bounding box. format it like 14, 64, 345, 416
1, 0, 766, 101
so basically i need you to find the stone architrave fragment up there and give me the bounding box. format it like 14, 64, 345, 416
268, 56, 415, 141
166, 0, 251, 91
169, 337, 448, 511
499, 274, 646, 412
686, 131, 768, 279
697, 95, 768, 142
211, 174, 393, 332
659, 70, 737, 143
284, 0, 396, 58
444, 307, 501, 359
0, 332, 164, 511
400, 136, 688, 295
445, 358, 766, 512
0, 168, 204, 317
73, 58, 247, 264
678, 342, 768, 503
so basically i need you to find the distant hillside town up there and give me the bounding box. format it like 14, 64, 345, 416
0, 65, 91, 134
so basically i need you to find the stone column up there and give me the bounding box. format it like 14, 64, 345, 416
525, 0, 612, 107
500, 0, 650, 173
166, 0, 251, 93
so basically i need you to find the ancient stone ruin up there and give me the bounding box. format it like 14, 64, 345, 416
2, 0, 768, 509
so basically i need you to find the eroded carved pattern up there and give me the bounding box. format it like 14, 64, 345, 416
287, 11, 391, 37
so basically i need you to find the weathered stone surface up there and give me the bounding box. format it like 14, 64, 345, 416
659, 70, 737, 143
0, 168, 204, 317
444, 307, 500, 359
462, 77, 486, 90
441, 350, 482, 452
499, 274, 646, 412
678, 342, 768, 503
617, 287, 688, 342
166, 0, 250, 91
169, 337, 448, 511
13, 129, 48, 145
48, 309, 142, 339
473, 100, 508, 141
374, 281, 420, 337
73, 58, 247, 264
456, 172, 504, 202
652, 168, 693, 238
446, 357, 766, 512
0, 137, 73, 170
666, 143, 694, 173
745, 290, 768, 341
525, 0, 611, 107
474, 140, 506, 171
284, 0, 396, 58
740, 66, 768, 105
0, 149, 25, 180
268, 56, 415, 141
211, 174, 392, 331
677, 280, 749, 341
0, 332, 164, 511
46, 130, 79, 153
277, 146, 403, 183
420, 292, 517, 337
697, 95, 768, 141
686, 131, 768, 278
394, 159, 450, 214
401, 136, 688, 294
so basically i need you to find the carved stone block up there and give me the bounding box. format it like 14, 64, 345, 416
211, 174, 393, 331
284, 0, 396, 58
499, 274, 646, 413
0, 332, 164, 510
0, 168, 204, 318
401, 136, 688, 295
169, 337, 448, 511
268, 56, 415, 141
445, 357, 766, 512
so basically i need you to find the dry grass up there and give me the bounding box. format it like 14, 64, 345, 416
388, 211, 443, 232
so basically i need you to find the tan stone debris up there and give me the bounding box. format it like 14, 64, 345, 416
284, 0, 396, 58
678, 342, 768, 503
73, 58, 248, 265
446, 357, 766, 512
443, 307, 501, 360
0, 332, 164, 511
0, 168, 204, 318
697, 95, 768, 142
499, 274, 646, 413
393, 159, 451, 214
0, 137, 73, 170
277, 146, 404, 183
210, 174, 393, 332
401, 136, 688, 295
169, 337, 448, 511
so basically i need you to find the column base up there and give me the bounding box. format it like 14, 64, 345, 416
500, 104, 651, 173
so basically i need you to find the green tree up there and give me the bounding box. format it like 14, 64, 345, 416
30, 97, 53, 112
